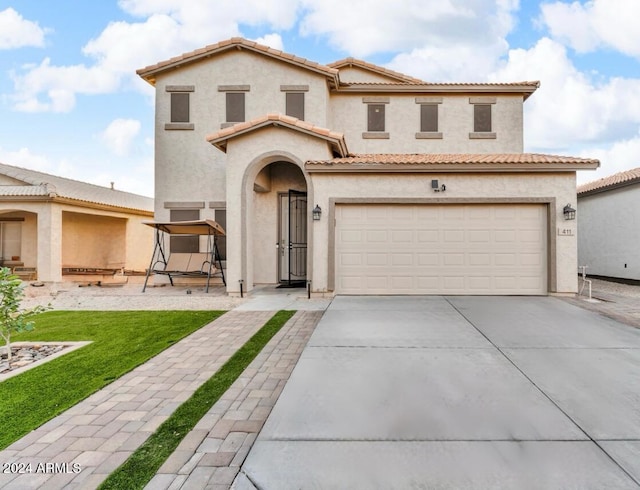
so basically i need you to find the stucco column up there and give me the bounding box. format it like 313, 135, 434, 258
37, 204, 63, 282
226, 160, 243, 295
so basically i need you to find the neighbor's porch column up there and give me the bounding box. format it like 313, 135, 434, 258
37, 205, 62, 282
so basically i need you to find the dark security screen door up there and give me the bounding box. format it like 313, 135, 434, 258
281, 190, 307, 285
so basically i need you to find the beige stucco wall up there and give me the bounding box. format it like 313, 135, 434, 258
310, 171, 578, 294
62, 212, 126, 268
224, 127, 333, 293
578, 186, 640, 280
0, 202, 152, 281
153, 50, 331, 219
329, 93, 524, 154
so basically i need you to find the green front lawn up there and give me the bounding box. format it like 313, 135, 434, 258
100, 310, 296, 490
0, 310, 223, 449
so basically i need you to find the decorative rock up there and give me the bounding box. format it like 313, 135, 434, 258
0, 344, 70, 374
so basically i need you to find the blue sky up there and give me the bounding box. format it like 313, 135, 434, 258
1, 0, 640, 197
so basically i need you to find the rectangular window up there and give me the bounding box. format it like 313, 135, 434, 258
420, 104, 438, 132
474, 104, 492, 132
170, 93, 190, 123
286, 92, 304, 120
226, 93, 245, 123
368, 104, 385, 132
170, 209, 199, 253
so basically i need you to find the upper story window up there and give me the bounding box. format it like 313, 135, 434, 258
218, 85, 250, 128
362, 97, 389, 139
165, 85, 194, 130
281, 85, 308, 121
415, 97, 443, 139
469, 97, 496, 139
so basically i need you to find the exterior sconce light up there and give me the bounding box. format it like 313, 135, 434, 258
563, 204, 576, 221
313, 205, 322, 221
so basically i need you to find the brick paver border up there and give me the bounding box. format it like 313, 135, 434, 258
0, 311, 273, 490
146, 310, 323, 490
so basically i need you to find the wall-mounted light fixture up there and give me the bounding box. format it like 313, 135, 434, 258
563, 204, 576, 221
313, 205, 322, 221
431, 179, 446, 193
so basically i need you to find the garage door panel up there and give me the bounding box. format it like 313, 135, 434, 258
335, 204, 547, 295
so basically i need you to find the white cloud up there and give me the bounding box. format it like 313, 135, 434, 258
300, 0, 517, 60
0, 8, 48, 50
9, 1, 301, 112
0, 146, 53, 172
490, 37, 640, 151
576, 133, 640, 185
251, 33, 284, 51
541, 0, 640, 58
99, 119, 141, 157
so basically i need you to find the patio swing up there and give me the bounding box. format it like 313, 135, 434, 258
142, 219, 226, 293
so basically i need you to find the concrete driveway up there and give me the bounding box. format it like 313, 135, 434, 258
236, 296, 640, 489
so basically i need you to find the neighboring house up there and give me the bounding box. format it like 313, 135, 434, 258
0, 162, 153, 282
577, 168, 640, 282
137, 37, 599, 296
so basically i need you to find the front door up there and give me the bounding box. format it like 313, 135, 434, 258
279, 190, 307, 285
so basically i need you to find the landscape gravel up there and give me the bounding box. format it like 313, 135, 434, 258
20, 281, 245, 311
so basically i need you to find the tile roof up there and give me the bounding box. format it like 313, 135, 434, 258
306, 153, 600, 170
577, 167, 640, 195
327, 57, 426, 84
0, 162, 153, 213
137, 38, 339, 85
206, 113, 348, 156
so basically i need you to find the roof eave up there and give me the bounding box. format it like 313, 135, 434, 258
137, 43, 339, 87
207, 120, 348, 157
305, 162, 599, 173
333, 83, 540, 99
578, 178, 640, 197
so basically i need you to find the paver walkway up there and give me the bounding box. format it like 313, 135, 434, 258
0, 310, 273, 490
146, 310, 323, 490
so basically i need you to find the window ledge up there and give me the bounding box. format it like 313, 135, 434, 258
221, 122, 241, 129
362, 132, 389, 139
469, 132, 496, 139
415, 132, 443, 139
165, 123, 194, 130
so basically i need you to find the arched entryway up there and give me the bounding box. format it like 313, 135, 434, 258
251, 160, 309, 286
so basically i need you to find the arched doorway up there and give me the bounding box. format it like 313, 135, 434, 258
251, 160, 308, 286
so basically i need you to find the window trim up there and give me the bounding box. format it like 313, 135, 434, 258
165, 86, 194, 131
469, 97, 496, 138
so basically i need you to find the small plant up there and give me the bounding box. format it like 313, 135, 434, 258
0, 267, 50, 362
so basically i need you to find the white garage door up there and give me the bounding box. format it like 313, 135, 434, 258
335, 204, 547, 295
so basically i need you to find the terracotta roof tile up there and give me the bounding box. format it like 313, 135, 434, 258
306, 153, 599, 167
137, 38, 339, 83
0, 162, 153, 212
328, 57, 426, 83
578, 167, 640, 195
206, 114, 348, 156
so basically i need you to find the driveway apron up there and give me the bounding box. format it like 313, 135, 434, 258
238, 296, 640, 489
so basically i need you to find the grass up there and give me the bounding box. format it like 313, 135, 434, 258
99, 310, 296, 490
0, 310, 223, 450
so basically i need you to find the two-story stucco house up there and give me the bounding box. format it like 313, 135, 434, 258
137, 37, 599, 296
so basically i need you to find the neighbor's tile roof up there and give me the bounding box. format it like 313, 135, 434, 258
577, 167, 640, 195
0, 162, 153, 213
206, 113, 348, 156
327, 57, 426, 83
307, 153, 599, 166
137, 37, 339, 84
